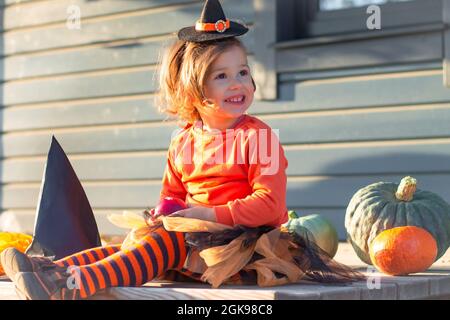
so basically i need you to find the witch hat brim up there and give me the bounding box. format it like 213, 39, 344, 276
177, 0, 248, 42
178, 21, 248, 42
26, 136, 101, 259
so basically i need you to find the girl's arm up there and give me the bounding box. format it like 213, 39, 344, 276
160, 148, 187, 201
168, 205, 216, 222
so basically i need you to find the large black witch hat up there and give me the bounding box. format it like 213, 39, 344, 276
177, 0, 248, 42
26, 136, 101, 259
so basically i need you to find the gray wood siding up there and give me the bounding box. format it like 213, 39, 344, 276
0, 0, 256, 236
276, 41, 450, 238
1, 1, 448, 242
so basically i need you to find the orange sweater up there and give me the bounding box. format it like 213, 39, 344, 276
160, 114, 288, 228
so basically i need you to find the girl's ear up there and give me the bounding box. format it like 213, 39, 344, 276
251, 76, 256, 92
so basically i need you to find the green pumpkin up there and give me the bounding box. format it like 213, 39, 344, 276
345, 176, 450, 265
282, 211, 339, 258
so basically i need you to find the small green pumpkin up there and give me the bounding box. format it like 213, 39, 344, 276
282, 211, 339, 258
345, 176, 450, 265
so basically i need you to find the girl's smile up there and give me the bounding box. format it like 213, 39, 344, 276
224, 94, 246, 105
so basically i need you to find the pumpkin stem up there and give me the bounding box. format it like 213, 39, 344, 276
288, 210, 299, 219
395, 176, 417, 202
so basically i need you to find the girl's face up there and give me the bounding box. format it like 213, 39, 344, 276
199, 45, 254, 129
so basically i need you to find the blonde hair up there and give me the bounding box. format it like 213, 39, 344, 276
156, 37, 255, 124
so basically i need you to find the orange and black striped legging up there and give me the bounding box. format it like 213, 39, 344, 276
54, 226, 188, 298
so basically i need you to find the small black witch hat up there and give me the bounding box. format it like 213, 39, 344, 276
177, 0, 248, 43
26, 136, 101, 260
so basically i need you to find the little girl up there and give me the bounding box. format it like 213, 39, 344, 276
1, 0, 362, 300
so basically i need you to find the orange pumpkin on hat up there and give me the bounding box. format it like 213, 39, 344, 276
369, 226, 437, 275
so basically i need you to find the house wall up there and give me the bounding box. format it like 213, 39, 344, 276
0, 0, 255, 236
272, 0, 450, 238
0, 0, 448, 240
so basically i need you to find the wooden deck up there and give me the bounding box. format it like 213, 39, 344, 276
1, 243, 449, 300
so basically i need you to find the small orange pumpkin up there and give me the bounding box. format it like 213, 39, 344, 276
369, 226, 437, 275
0, 232, 33, 275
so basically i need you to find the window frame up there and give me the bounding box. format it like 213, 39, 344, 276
295, 0, 443, 38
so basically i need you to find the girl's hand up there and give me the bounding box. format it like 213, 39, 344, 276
169, 206, 217, 222
143, 208, 156, 225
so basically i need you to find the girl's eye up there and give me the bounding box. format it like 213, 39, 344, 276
215, 70, 249, 80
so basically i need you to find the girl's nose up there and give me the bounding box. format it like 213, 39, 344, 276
229, 77, 243, 90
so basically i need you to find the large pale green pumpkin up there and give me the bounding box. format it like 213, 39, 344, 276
282, 211, 339, 258
345, 176, 450, 265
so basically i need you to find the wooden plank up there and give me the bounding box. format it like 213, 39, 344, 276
268, 102, 450, 145
0, 123, 178, 157
0, 181, 162, 209
285, 174, 450, 208
2, 0, 255, 56
0, 98, 272, 135
2, 173, 450, 209
279, 62, 442, 83
0, 282, 20, 300
2, 55, 257, 105
3, 0, 36, 5
2, 96, 165, 131
0, 99, 292, 132
3, 243, 450, 300
1, 0, 36, 7
3, 39, 167, 81
267, 105, 450, 145
3, 68, 157, 105
2, 0, 202, 31
4, 62, 441, 110
0, 209, 132, 236
0, 151, 168, 183
277, 31, 443, 73
3, 70, 448, 131
91, 286, 278, 300
283, 140, 450, 176
3, 105, 450, 157
2, 36, 255, 81
291, 71, 450, 111
3, 140, 450, 183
